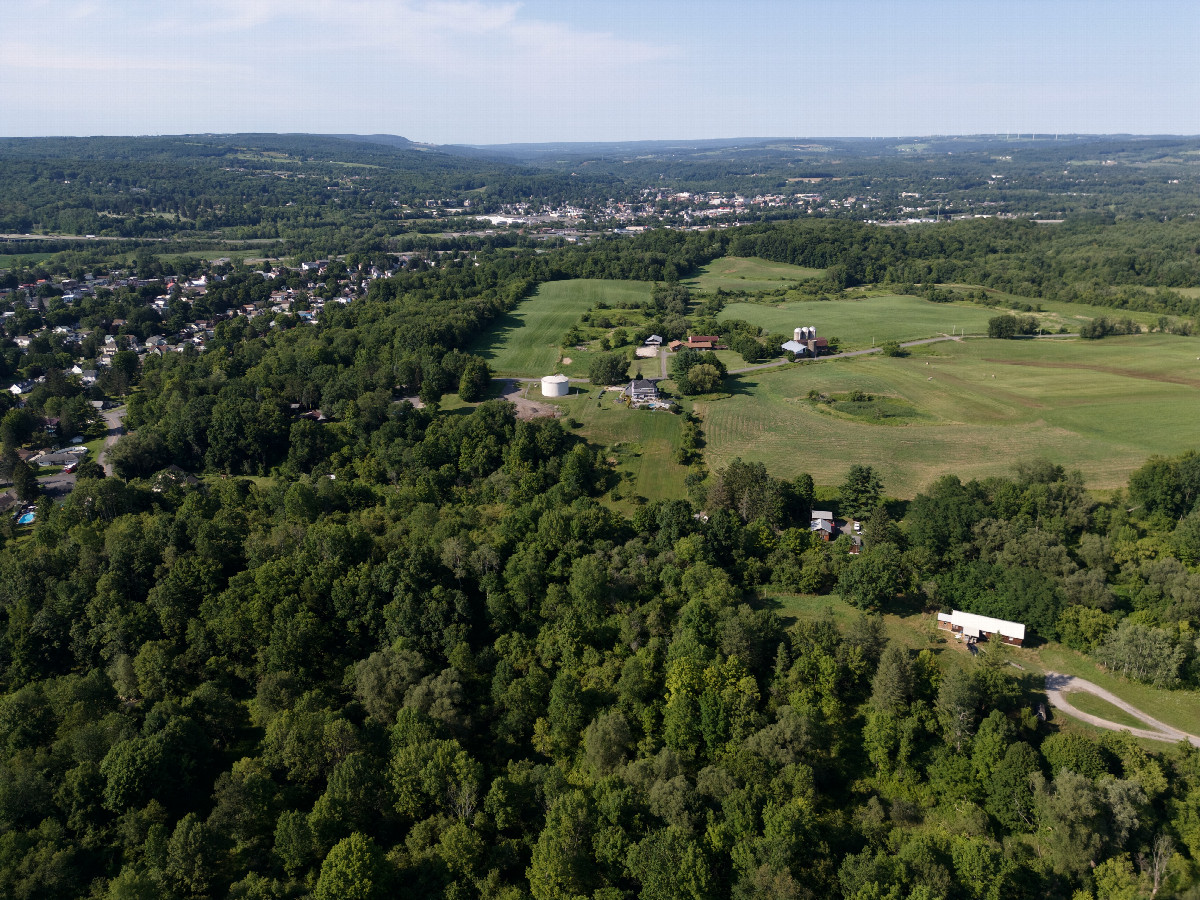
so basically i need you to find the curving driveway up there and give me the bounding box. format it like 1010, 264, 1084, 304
1044, 672, 1200, 747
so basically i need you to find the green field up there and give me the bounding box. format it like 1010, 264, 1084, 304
685, 256, 824, 292
545, 389, 690, 505
698, 333, 1200, 496
474, 279, 651, 377
721, 295, 996, 347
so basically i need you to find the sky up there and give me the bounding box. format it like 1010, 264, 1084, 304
3, 0, 1199, 143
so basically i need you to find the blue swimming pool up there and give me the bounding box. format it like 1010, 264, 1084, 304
17, 513, 34, 525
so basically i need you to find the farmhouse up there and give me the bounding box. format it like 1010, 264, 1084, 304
937, 610, 1025, 646
623, 379, 659, 403
687, 335, 720, 350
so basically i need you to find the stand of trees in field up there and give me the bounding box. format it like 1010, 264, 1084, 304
1, 244, 1200, 899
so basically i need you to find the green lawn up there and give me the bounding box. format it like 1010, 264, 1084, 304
685, 256, 824, 293
473, 279, 652, 377
544, 389, 690, 505
720, 295, 999, 349
697, 333, 1200, 496
1062, 691, 1145, 730
1034, 644, 1200, 737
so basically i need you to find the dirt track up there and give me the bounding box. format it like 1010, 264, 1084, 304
498, 379, 562, 420
1044, 672, 1200, 747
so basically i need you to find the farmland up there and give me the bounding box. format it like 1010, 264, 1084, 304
685, 255, 824, 292
697, 333, 1200, 496
472, 279, 651, 377
720, 294, 997, 348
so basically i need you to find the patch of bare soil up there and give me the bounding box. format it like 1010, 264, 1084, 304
498, 379, 561, 421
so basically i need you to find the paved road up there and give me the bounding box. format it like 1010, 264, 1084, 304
33, 405, 127, 498
97, 406, 127, 476
1044, 672, 1200, 747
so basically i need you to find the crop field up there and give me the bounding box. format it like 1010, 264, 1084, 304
721, 295, 1000, 348
473, 279, 651, 377
697, 333, 1200, 497
546, 389, 690, 505
685, 256, 824, 292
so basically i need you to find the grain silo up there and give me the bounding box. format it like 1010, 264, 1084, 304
541, 374, 570, 397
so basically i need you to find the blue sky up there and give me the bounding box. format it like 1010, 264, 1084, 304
3, 0, 1198, 142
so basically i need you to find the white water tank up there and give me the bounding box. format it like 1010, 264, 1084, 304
541, 374, 570, 397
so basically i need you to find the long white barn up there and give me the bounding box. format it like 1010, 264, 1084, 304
937, 610, 1025, 646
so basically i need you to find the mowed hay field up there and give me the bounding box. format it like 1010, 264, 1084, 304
547, 389, 690, 505
685, 256, 824, 292
473, 279, 651, 377
720, 295, 996, 347
698, 334, 1200, 496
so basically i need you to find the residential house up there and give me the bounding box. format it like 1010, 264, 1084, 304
936, 610, 1026, 646
687, 335, 720, 351
644, 334, 663, 346
810, 510, 836, 541
623, 379, 660, 403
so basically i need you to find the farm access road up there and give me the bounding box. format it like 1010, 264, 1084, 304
1044, 672, 1200, 747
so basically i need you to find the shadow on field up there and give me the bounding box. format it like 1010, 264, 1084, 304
469, 310, 525, 362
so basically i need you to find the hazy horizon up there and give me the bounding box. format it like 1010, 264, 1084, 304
5, 1, 1200, 143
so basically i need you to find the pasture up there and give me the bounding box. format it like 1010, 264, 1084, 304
698, 333, 1200, 497
685, 256, 824, 293
473, 279, 651, 377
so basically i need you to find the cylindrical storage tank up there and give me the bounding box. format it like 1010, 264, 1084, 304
541, 374, 570, 397
807, 326, 816, 339
794, 327, 803, 341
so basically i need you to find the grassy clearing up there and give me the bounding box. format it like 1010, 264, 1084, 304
685, 256, 824, 292
473, 280, 651, 377
720, 295, 998, 348
1035, 645, 1200, 736
545, 389, 690, 506
1062, 691, 1145, 730
698, 333, 1200, 496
